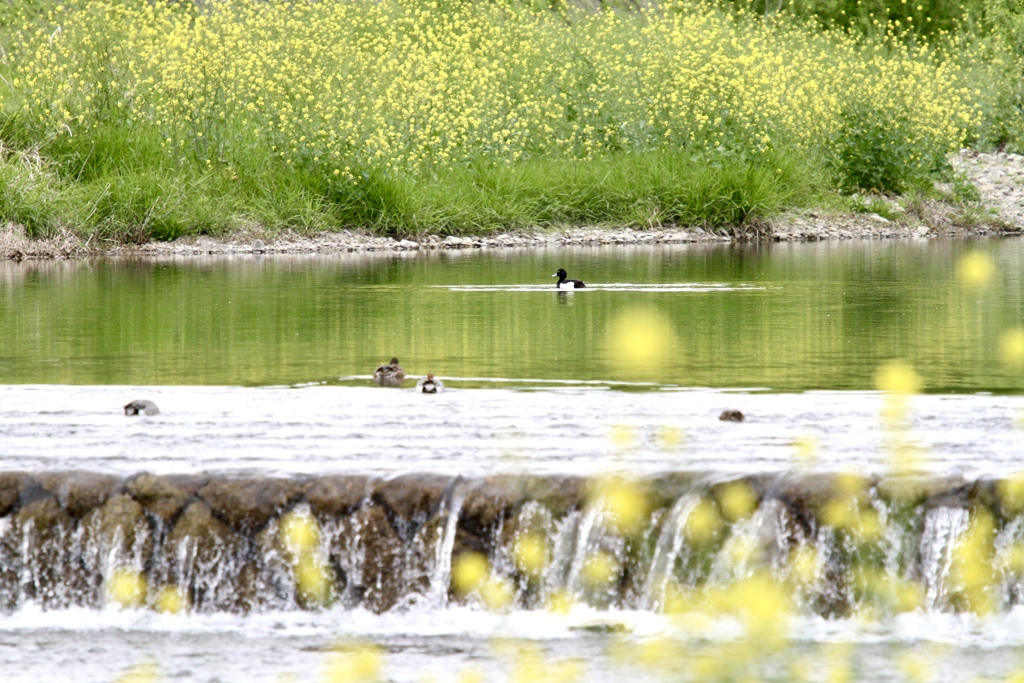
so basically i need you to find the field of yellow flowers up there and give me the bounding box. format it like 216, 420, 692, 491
0, 0, 1012, 240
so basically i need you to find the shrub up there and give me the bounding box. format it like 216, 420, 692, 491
830, 103, 950, 194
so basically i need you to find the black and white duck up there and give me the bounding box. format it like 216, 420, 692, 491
552, 268, 586, 289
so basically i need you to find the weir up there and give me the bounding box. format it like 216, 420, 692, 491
0, 470, 1020, 616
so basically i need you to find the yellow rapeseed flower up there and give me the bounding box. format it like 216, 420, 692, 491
106, 567, 147, 609
957, 251, 997, 287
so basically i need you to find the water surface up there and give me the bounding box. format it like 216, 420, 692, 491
3, 239, 1023, 392
4, 238, 1024, 683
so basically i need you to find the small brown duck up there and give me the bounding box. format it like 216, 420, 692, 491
719, 410, 745, 423
373, 357, 406, 387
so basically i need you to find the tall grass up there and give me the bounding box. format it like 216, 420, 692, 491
0, 0, 994, 241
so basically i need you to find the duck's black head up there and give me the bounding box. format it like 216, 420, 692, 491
553, 268, 568, 279
390, 357, 400, 366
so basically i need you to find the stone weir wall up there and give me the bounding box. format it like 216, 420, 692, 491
1, 470, 1022, 616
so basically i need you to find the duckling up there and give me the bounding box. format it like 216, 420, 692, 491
373, 357, 406, 387
416, 373, 445, 394
124, 400, 160, 416
552, 268, 586, 289
719, 410, 745, 422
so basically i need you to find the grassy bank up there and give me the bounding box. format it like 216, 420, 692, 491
0, 0, 1015, 242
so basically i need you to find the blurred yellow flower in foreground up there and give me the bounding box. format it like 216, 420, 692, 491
999, 328, 1024, 368
508, 646, 583, 683
950, 509, 997, 615
106, 566, 147, 609
322, 643, 384, 683
295, 555, 335, 607
793, 434, 820, 466
581, 551, 620, 588
278, 509, 334, 607
457, 666, 486, 683
956, 250, 997, 287
717, 480, 757, 522
546, 589, 574, 615
790, 546, 823, 584
452, 552, 489, 595
152, 585, 188, 614
684, 497, 723, 545
513, 533, 548, 577
605, 308, 676, 375
897, 651, 934, 682
280, 509, 321, 557
608, 424, 637, 449
114, 660, 161, 683
997, 474, 1024, 515
707, 572, 791, 644
480, 576, 514, 611
592, 476, 650, 534
657, 425, 684, 450
873, 360, 922, 395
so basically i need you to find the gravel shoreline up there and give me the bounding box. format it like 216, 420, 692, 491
4, 151, 1022, 260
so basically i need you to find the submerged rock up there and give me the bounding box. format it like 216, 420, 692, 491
36, 471, 121, 518
303, 475, 372, 518
199, 477, 302, 532
372, 473, 455, 541
126, 473, 201, 524
0, 472, 33, 517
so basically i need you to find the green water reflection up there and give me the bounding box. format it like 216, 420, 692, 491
1, 239, 1022, 392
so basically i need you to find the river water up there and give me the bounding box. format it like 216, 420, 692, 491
2, 239, 1024, 682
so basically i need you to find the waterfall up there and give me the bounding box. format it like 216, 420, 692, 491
1, 471, 1022, 616
644, 494, 701, 611
426, 485, 466, 608
919, 506, 971, 611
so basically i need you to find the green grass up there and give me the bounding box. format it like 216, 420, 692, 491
0, 117, 815, 241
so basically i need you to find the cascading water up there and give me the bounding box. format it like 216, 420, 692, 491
2, 470, 1022, 620
919, 506, 972, 611
644, 494, 701, 611
426, 485, 465, 608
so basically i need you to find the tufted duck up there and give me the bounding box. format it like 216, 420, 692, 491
552, 268, 586, 289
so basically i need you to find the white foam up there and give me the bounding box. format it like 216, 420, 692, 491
0, 384, 1021, 478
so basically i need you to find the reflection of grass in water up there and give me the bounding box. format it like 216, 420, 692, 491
6, 244, 1024, 391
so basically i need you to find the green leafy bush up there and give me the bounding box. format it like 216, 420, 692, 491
829, 104, 949, 194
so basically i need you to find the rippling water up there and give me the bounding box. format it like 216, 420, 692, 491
5, 605, 1024, 683
3, 240, 1024, 682
3, 240, 1024, 391
1, 384, 1022, 478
